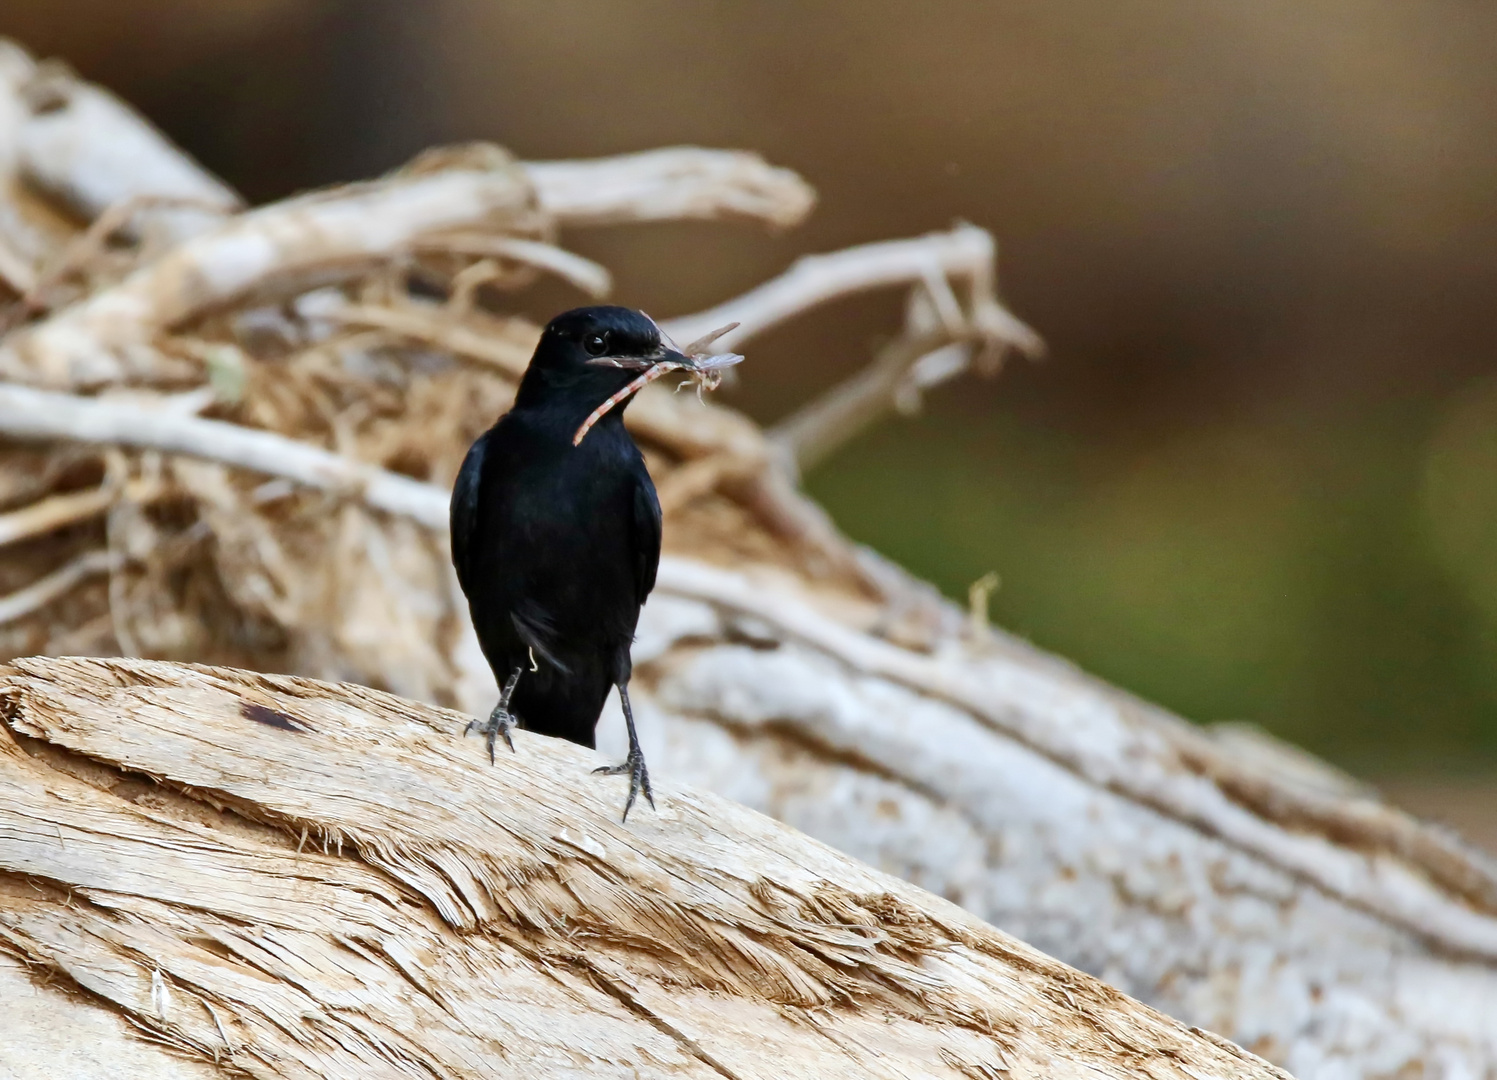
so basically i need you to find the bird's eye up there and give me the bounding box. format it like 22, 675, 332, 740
583, 333, 609, 357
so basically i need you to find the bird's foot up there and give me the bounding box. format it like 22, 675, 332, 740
464, 703, 517, 764
593, 748, 654, 823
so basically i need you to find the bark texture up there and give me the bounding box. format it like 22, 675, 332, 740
0, 655, 1283, 1080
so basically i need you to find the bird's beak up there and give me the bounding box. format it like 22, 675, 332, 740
585, 346, 693, 373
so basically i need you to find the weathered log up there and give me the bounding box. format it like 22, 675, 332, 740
0, 655, 1282, 1080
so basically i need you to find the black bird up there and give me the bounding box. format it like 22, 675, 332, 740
450, 305, 692, 821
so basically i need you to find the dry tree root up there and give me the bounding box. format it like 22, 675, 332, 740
0, 36, 1037, 694
1, 37, 1495, 1080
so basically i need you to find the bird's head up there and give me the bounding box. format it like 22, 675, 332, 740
515, 306, 689, 412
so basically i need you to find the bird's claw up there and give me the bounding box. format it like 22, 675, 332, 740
593, 749, 654, 823
465, 704, 517, 764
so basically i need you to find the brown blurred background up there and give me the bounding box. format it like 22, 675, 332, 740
5, 0, 1497, 840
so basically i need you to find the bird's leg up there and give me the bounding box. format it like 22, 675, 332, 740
593, 683, 655, 822
465, 667, 522, 763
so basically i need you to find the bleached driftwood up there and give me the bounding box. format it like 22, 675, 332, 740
0, 158, 542, 387
670, 224, 1045, 473
0, 475, 160, 547
522, 145, 816, 227
0, 48, 808, 278
0, 384, 446, 525
0, 655, 1283, 1080
13, 60, 241, 247
0, 37, 1494, 1080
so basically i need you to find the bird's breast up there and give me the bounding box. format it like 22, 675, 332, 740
474, 419, 644, 609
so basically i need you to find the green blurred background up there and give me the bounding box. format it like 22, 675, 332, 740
5, 0, 1496, 831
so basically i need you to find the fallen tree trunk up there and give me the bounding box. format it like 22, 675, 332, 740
0, 655, 1283, 1080
0, 39, 1494, 1080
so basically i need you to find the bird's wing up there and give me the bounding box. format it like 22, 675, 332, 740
449, 432, 487, 594
631, 474, 663, 607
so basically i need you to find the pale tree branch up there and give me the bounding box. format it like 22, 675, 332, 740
658, 224, 1043, 472
661, 224, 1039, 354
11, 57, 241, 246
0, 163, 538, 387
0, 384, 447, 528
523, 145, 816, 228
0, 143, 813, 389
0, 547, 115, 624
411, 233, 613, 297
0, 476, 162, 547
771, 330, 950, 473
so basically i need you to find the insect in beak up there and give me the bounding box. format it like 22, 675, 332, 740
574, 322, 744, 446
